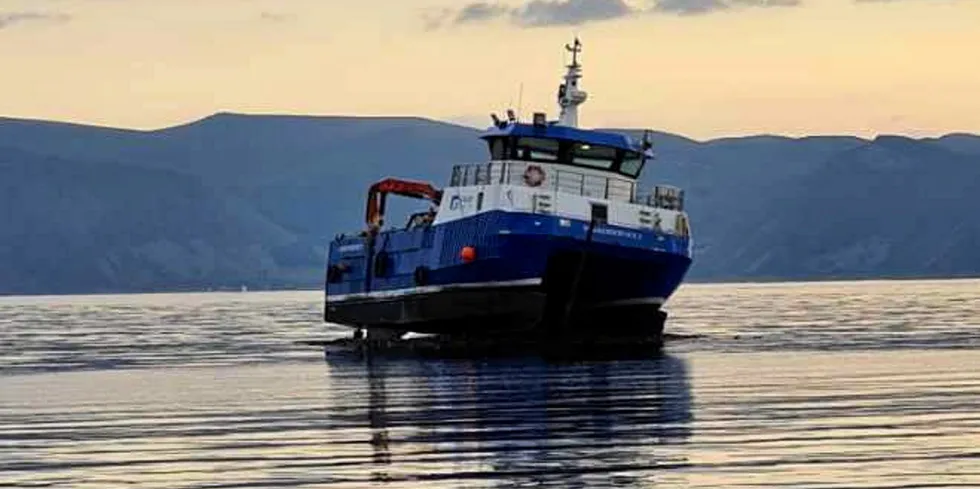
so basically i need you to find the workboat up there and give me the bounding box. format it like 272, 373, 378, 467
323, 38, 692, 344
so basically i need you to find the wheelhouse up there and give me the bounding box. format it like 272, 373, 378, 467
479, 122, 652, 179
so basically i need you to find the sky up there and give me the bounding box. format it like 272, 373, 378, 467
1, 0, 978, 139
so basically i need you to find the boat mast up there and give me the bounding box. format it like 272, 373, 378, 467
556, 37, 588, 128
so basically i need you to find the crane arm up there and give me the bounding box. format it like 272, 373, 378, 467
365, 177, 443, 228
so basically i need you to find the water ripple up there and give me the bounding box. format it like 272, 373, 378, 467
2, 352, 979, 488
2, 279, 980, 375
1, 280, 979, 487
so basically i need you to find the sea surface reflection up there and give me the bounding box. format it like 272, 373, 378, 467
2, 280, 980, 487
335, 354, 693, 487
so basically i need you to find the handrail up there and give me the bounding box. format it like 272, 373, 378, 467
451, 161, 632, 199
449, 161, 685, 211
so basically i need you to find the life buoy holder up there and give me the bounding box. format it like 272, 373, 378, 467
523, 165, 545, 187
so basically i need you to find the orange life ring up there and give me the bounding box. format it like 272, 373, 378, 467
523, 165, 545, 187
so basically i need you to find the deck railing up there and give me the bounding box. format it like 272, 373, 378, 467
449, 161, 684, 211
450, 161, 637, 203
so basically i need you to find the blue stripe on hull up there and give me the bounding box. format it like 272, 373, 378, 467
326, 210, 692, 304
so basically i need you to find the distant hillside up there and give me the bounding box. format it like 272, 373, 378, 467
0, 147, 298, 294
725, 136, 980, 279
1, 114, 978, 294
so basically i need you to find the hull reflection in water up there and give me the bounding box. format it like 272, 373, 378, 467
326, 354, 693, 486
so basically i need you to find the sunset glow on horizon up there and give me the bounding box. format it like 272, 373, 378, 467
2, 0, 978, 139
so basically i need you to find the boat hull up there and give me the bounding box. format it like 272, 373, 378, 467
324, 282, 670, 339
325, 282, 545, 335
324, 211, 691, 339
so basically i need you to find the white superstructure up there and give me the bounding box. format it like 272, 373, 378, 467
432, 38, 691, 243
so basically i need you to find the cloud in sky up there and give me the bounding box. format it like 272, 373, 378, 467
653, 0, 801, 15
513, 0, 636, 26
445, 0, 637, 27
0, 11, 71, 30
433, 0, 803, 28
650, 0, 730, 15
455, 2, 513, 23
258, 12, 295, 23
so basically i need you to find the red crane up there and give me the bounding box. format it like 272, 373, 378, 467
364, 177, 443, 229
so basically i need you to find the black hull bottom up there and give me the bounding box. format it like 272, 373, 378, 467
326, 285, 546, 336
324, 284, 667, 342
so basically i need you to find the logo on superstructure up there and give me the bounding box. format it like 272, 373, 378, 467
449, 194, 474, 210
523, 165, 546, 187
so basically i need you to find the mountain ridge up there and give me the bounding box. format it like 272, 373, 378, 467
2, 113, 978, 295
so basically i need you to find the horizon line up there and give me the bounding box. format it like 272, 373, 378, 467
2, 111, 977, 143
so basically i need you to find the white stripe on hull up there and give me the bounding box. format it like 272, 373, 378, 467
328, 278, 542, 303
589, 297, 666, 308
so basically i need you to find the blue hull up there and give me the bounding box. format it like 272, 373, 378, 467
324, 211, 692, 336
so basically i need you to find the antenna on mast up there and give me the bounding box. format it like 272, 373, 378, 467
517, 82, 524, 121
556, 36, 588, 128
566, 36, 582, 68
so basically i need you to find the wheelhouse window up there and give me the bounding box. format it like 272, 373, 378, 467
515, 137, 560, 162
620, 151, 644, 178
485, 134, 646, 179
570, 143, 616, 170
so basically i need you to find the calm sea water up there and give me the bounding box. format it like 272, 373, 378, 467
2, 279, 979, 488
